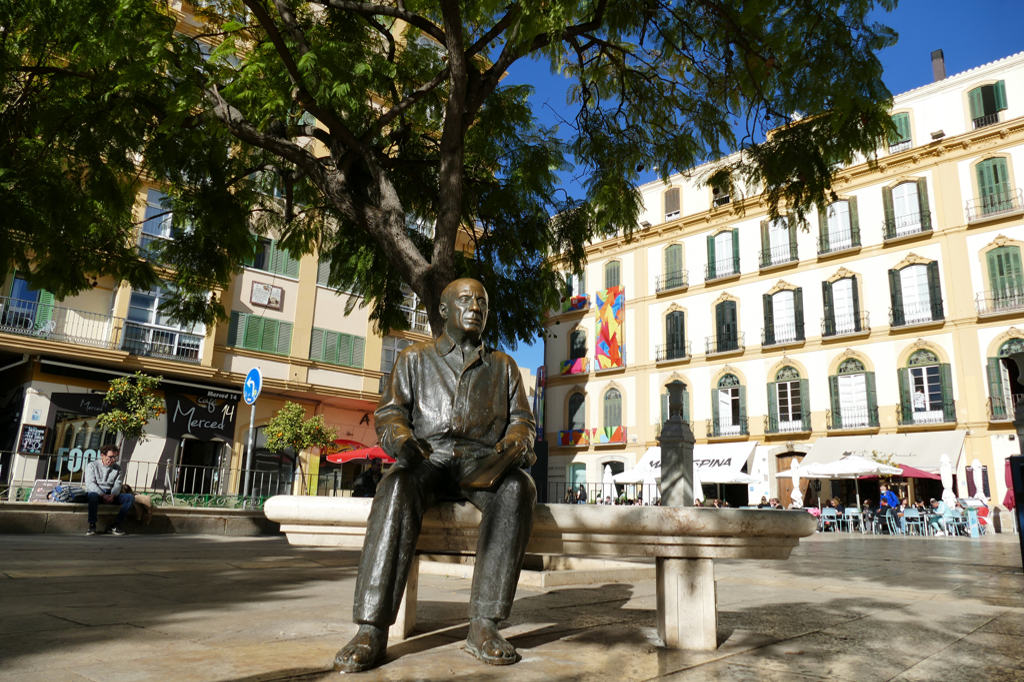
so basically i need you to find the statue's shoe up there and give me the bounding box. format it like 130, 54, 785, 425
465, 619, 518, 666
334, 625, 387, 673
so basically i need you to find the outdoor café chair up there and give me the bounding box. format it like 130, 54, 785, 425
902, 508, 925, 536
948, 509, 969, 536
840, 508, 861, 533
820, 508, 839, 532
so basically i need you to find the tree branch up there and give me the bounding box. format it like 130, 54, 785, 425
312, 0, 446, 44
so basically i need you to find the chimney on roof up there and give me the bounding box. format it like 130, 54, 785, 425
931, 49, 946, 82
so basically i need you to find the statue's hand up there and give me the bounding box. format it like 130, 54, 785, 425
496, 434, 535, 468
398, 437, 431, 468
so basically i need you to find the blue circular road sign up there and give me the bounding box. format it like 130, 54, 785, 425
243, 367, 263, 405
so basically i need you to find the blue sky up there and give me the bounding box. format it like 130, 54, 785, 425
505, 0, 1024, 374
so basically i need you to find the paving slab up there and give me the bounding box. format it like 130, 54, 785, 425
0, 531, 1021, 681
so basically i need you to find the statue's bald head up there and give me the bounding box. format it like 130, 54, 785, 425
439, 278, 488, 340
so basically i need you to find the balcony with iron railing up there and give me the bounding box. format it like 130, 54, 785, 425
655, 270, 689, 293
988, 395, 1023, 421
765, 412, 811, 435
976, 288, 1024, 316
826, 407, 880, 430
122, 322, 203, 364
888, 139, 912, 154
966, 189, 1024, 223
706, 417, 748, 438
890, 300, 943, 328
759, 243, 798, 269
822, 312, 870, 338
883, 210, 932, 241
0, 296, 123, 350
705, 332, 744, 356
704, 256, 740, 282
973, 112, 999, 130
897, 399, 956, 426
654, 341, 691, 362
762, 323, 804, 348
817, 228, 860, 255
401, 306, 430, 333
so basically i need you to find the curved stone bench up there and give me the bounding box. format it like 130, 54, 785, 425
264, 496, 816, 650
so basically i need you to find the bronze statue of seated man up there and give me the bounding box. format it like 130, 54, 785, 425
335, 278, 537, 673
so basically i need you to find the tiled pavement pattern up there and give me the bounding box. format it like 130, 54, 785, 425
0, 531, 1021, 681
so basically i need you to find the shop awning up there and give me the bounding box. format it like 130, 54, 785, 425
613, 442, 757, 485
800, 431, 967, 473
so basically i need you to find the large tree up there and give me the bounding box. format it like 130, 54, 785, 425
1, 0, 898, 345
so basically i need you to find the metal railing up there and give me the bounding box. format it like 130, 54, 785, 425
822, 313, 870, 337
705, 256, 740, 281
705, 332, 744, 355
654, 341, 691, 362
890, 300, 943, 327
138, 233, 173, 261
883, 210, 932, 240
888, 139, 912, 154
988, 395, 1024, 421
976, 288, 1024, 315
897, 399, 956, 426
966, 189, 1023, 222
759, 243, 798, 269
973, 113, 999, 130
122, 322, 202, 364
706, 417, 748, 438
0, 296, 123, 350
655, 269, 689, 292
762, 323, 804, 347
401, 306, 429, 333
817, 228, 860, 255
548, 480, 661, 506
826, 407, 880, 430
765, 413, 811, 434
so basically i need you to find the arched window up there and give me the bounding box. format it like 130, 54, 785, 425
713, 300, 738, 352
987, 245, 1023, 308
823, 276, 862, 336
604, 260, 620, 289
768, 366, 808, 433
889, 261, 942, 326
664, 188, 680, 221
569, 329, 587, 360
712, 374, 745, 436
818, 199, 860, 254
976, 158, 1012, 215
603, 388, 622, 428
763, 288, 804, 345
707, 229, 739, 279
568, 393, 586, 431
663, 244, 683, 283
899, 350, 953, 425
882, 179, 930, 238
828, 358, 878, 429
664, 310, 685, 359
968, 81, 1007, 129
760, 218, 795, 267
988, 338, 1024, 419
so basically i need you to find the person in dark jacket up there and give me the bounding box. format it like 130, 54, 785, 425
352, 458, 383, 498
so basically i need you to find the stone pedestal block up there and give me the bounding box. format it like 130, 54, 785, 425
656, 557, 716, 650
390, 557, 419, 641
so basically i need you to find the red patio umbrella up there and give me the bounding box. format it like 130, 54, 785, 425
325, 445, 395, 465
859, 464, 940, 480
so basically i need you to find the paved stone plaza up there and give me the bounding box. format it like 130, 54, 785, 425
1, 531, 1022, 682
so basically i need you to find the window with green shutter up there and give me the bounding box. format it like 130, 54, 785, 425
976, 158, 1014, 215
246, 238, 301, 278
969, 81, 1007, 129
603, 388, 622, 428
889, 113, 911, 151
227, 311, 293, 356
664, 188, 680, 221
309, 327, 366, 368
604, 261, 620, 289
987, 245, 1024, 307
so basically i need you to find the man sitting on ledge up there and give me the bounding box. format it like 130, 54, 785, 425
85, 444, 134, 536
335, 278, 537, 673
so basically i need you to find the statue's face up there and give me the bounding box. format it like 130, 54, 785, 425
441, 279, 488, 338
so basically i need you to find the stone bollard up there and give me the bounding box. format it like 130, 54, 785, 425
656, 380, 715, 649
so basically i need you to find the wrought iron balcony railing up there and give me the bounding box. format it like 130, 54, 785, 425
888, 139, 912, 154
826, 407, 880, 430
973, 113, 999, 130
655, 270, 689, 292
401, 306, 430, 333
890, 300, 943, 328
122, 322, 202, 364
817, 228, 860, 255
0, 296, 123, 350
759, 243, 798, 269
762, 323, 804, 347
706, 417, 749, 438
988, 395, 1023, 421
654, 341, 691, 362
897, 399, 956, 426
976, 288, 1024, 316
705, 332, 744, 355
883, 210, 932, 240
765, 412, 811, 434
822, 312, 870, 338
966, 189, 1023, 222
705, 256, 740, 281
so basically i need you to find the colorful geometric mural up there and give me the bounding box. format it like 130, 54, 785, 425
532, 366, 546, 441
594, 426, 627, 444
561, 295, 590, 313
595, 286, 625, 369
557, 429, 590, 447
559, 358, 589, 376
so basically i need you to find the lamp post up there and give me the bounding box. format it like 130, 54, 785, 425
659, 380, 696, 508
999, 352, 1024, 570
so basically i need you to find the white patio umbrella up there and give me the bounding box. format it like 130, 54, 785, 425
692, 464, 705, 504
939, 453, 957, 508
776, 456, 901, 511
601, 464, 615, 503
642, 466, 658, 506
971, 458, 986, 502
789, 466, 803, 508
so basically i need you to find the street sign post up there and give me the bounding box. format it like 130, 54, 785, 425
243, 368, 262, 499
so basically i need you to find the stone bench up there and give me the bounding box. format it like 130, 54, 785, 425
264, 496, 817, 650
